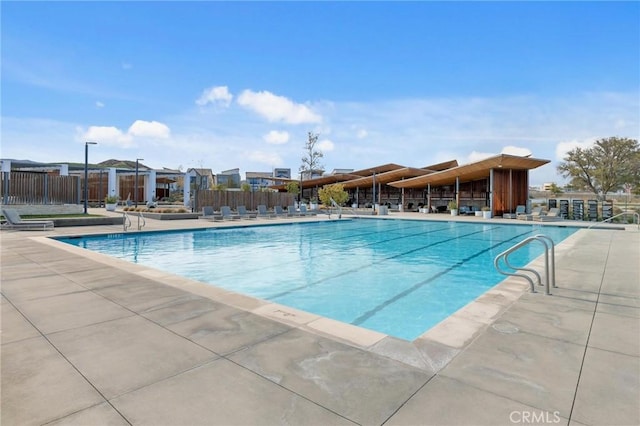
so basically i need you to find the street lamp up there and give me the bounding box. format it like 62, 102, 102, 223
84, 142, 98, 214
135, 158, 144, 207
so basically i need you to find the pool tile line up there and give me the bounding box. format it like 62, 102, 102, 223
352, 227, 535, 326
266, 224, 504, 301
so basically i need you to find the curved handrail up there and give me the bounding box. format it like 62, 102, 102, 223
329, 197, 343, 219
122, 211, 132, 232
587, 211, 640, 230
137, 212, 146, 231
494, 234, 555, 295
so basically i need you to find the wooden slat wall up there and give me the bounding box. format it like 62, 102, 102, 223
196, 191, 296, 212
0, 172, 79, 204
492, 169, 528, 215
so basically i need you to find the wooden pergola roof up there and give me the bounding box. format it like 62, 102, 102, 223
270, 173, 363, 190
350, 163, 405, 177
389, 154, 550, 188
420, 159, 459, 171
341, 167, 433, 189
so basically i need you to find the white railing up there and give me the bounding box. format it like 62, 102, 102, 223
494, 234, 556, 295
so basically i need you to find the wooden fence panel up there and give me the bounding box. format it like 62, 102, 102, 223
195, 191, 295, 212
1, 172, 79, 205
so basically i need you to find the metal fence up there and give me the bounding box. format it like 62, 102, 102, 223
1, 171, 79, 205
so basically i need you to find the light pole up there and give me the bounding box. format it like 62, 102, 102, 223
84, 142, 98, 214
135, 158, 144, 207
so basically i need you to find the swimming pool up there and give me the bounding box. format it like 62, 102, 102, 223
58, 219, 579, 340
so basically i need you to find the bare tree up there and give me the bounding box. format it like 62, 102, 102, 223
299, 132, 324, 179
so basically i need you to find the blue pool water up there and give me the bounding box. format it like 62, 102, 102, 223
57, 219, 579, 340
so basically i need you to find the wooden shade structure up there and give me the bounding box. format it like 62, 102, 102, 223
389, 154, 549, 189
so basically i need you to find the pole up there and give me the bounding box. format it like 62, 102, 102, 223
84, 142, 97, 214
135, 158, 144, 208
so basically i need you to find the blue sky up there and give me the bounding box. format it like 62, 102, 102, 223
2, 1, 638, 185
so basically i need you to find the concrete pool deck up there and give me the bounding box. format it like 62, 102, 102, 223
1, 210, 638, 425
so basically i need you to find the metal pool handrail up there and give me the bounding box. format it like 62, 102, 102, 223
587, 211, 640, 230
122, 211, 146, 231
494, 234, 556, 295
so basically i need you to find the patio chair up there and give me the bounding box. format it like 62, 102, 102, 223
534, 207, 562, 222
518, 206, 543, 221
257, 205, 277, 219
237, 205, 257, 220
505, 204, 526, 219
199, 206, 222, 221
220, 206, 241, 220
299, 204, 317, 216
286, 205, 303, 217
273, 206, 289, 218
1, 208, 54, 231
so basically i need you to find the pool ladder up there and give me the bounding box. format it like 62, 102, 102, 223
494, 234, 556, 295
328, 198, 360, 218
122, 211, 146, 232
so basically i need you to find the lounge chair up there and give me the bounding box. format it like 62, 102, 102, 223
534, 207, 562, 222
220, 206, 241, 220
518, 206, 543, 221
1, 208, 54, 231
273, 206, 289, 218
286, 205, 303, 217
199, 206, 222, 221
299, 204, 317, 216
257, 205, 277, 219
237, 205, 257, 220
504, 205, 526, 219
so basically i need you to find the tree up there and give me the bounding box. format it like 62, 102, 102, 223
318, 183, 349, 217
299, 132, 324, 179
548, 183, 563, 196
557, 137, 639, 201
241, 183, 251, 192
285, 181, 299, 196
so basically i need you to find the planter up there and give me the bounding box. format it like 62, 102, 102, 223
474, 211, 483, 217
105, 203, 118, 212
483, 211, 492, 219
450, 209, 458, 216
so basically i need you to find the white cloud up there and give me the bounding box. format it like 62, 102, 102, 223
95, 101, 104, 108
555, 139, 595, 161
501, 146, 532, 157
318, 139, 335, 152
263, 130, 290, 145
77, 120, 170, 149
466, 151, 494, 163
196, 86, 233, 107
128, 120, 171, 139
237, 89, 322, 124
80, 126, 133, 147
247, 151, 283, 166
